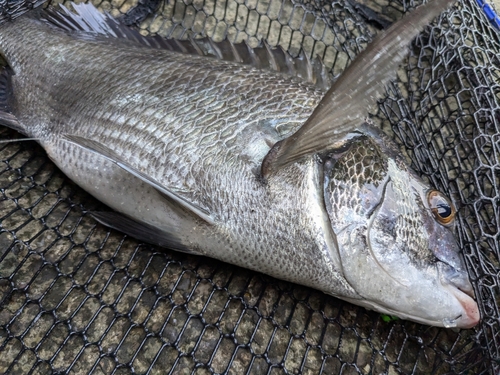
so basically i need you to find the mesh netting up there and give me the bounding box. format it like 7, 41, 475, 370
0, 0, 499, 374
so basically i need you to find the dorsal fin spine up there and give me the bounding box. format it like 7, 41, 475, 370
42, 2, 332, 90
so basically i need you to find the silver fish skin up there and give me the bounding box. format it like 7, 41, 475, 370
0, 3, 479, 328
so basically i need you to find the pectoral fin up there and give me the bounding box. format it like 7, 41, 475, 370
262, 0, 456, 177
63, 134, 215, 225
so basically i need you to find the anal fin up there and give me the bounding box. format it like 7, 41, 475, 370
91, 211, 199, 254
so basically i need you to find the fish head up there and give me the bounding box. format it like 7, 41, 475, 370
322, 135, 479, 328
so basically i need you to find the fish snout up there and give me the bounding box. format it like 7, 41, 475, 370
438, 262, 479, 328
442, 264, 474, 297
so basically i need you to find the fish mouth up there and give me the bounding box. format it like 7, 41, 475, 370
341, 293, 479, 328
339, 263, 480, 329
444, 284, 480, 329
440, 263, 479, 329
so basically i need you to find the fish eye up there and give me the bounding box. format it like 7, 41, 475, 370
427, 190, 456, 226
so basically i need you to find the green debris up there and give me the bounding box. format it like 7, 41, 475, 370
381, 314, 399, 323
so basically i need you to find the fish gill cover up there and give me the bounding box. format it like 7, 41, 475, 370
0, 0, 498, 374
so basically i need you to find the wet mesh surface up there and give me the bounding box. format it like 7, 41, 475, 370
0, 0, 499, 373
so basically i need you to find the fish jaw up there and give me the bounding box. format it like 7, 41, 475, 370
341, 281, 479, 329
443, 283, 479, 329
330, 223, 478, 328
438, 262, 479, 328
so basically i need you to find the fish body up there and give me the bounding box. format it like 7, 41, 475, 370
1, 13, 343, 292
0, 2, 479, 328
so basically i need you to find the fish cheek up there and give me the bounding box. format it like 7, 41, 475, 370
322, 147, 397, 287
420, 204, 464, 271
367, 179, 442, 290
365, 181, 424, 280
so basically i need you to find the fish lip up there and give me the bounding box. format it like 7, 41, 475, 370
445, 284, 480, 329
438, 262, 479, 328
449, 276, 475, 299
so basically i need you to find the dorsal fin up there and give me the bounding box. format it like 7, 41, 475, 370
41, 2, 332, 90
0, 0, 45, 24
261, 0, 457, 177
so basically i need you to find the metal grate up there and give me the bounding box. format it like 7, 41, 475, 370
0, 0, 498, 373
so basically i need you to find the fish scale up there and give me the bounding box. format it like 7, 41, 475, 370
46, 33, 309, 178
1, 12, 347, 292
0, 1, 480, 328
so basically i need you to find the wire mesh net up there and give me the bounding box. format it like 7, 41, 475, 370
0, 0, 498, 374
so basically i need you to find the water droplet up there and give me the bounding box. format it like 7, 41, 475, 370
442, 318, 458, 328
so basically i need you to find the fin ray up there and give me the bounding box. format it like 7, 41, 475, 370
91, 211, 200, 254
262, 0, 456, 176
42, 2, 331, 90
63, 134, 215, 225
0, 67, 22, 132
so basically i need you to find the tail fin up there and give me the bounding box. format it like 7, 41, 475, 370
0, 0, 45, 25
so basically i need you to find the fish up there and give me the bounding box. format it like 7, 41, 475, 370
0, 0, 479, 328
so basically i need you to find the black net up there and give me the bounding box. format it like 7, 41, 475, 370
0, 0, 498, 374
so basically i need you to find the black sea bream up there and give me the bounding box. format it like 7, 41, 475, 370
0, 0, 479, 327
